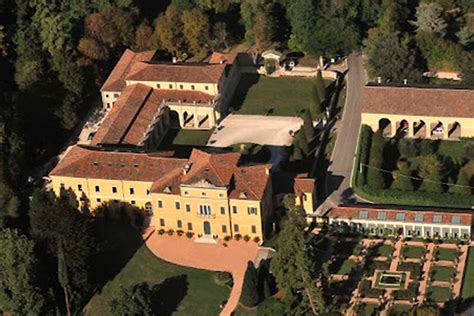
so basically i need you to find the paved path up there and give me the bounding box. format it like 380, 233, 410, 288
207, 114, 303, 147
145, 232, 259, 316
417, 243, 435, 302
316, 53, 368, 215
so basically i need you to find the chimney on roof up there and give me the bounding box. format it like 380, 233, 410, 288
172, 57, 177, 64
182, 164, 191, 175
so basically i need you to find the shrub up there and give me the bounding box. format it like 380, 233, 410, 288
253, 236, 261, 243
240, 261, 259, 307
234, 234, 242, 241
367, 131, 386, 189
357, 125, 374, 186
158, 229, 165, 235
244, 235, 251, 242
398, 262, 422, 279
176, 229, 184, 236
215, 271, 233, 287
224, 236, 231, 241
393, 282, 419, 300
167, 229, 174, 235
185, 231, 194, 238
360, 280, 385, 298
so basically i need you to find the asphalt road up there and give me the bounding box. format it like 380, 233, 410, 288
316, 53, 368, 215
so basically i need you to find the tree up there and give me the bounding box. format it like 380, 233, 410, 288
0, 229, 45, 315
110, 283, 155, 315
58, 240, 72, 316
78, 37, 108, 61
155, 5, 186, 56
211, 22, 229, 50
302, 110, 315, 142
310, 84, 323, 120
287, 0, 317, 52
457, 26, 474, 49
418, 155, 444, 193
449, 169, 471, 195
408, 304, 440, 316
415, 3, 448, 37
398, 139, 420, 158
271, 205, 324, 314
240, 261, 259, 307
315, 70, 326, 103
182, 9, 211, 59
134, 22, 158, 51
391, 160, 414, 191
463, 142, 474, 160
366, 131, 386, 189
253, 10, 274, 51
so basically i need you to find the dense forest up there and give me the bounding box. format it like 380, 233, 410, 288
0, 0, 472, 314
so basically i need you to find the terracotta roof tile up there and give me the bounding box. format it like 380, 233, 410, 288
294, 175, 315, 196
362, 85, 474, 118
50, 146, 187, 181
101, 49, 155, 92
126, 62, 226, 84
151, 89, 214, 104
329, 206, 472, 226
209, 52, 237, 65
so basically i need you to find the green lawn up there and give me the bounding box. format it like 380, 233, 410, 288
462, 247, 474, 299
434, 248, 459, 261
231, 74, 325, 116
426, 286, 452, 302
402, 246, 426, 259
430, 266, 456, 282
354, 303, 378, 316
336, 259, 357, 275
86, 244, 229, 316
171, 129, 213, 146
371, 244, 394, 258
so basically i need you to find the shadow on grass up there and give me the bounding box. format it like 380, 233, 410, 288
153, 275, 189, 316
229, 73, 260, 112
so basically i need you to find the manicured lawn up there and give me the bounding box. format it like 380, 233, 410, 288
430, 266, 456, 282
336, 259, 357, 275
231, 74, 326, 116
462, 247, 474, 299
370, 243, 394, 258
426, 286, 452, 302
86, 244, 229, 316
354, 302, 378, 316
388, 304, 411, 315
171, 129, 213, 146
397, 262, 423, 280
402, 246, 426, 259
434, 248, 459, 261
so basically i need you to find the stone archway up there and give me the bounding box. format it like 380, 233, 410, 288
379, 118, 392, 137
413, 120, 427, 138
430, 121, 445, 139
448, 122, 461, 139
396, 119, 409, 137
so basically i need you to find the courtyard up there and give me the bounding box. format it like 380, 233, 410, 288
324, 235, 470, 314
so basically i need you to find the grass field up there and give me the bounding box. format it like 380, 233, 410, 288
371, 244, 394, 258
171, 129, 213, 146
231, 74, 326, 116
388, 304, 411, 315
402, 246, 426, 259
434, 248, 459, 261
336, 259, 357, 275
462, 247, 474, 299
426, 286, 452, 302
86, 239, 229, 316
430, 266, 456, 282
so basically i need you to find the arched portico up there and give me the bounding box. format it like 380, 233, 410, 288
378, 118, 392, 137
396, 119, 409, 137
448, 122, 461, 139
430, 121, 446, 139
413, 120, 426, 138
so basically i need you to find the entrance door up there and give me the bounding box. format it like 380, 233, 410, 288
203, 221, 211, 235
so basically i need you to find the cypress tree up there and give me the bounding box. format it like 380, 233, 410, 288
449, 169, 471, 195
297, 129, 309, 155
240, 261, 259, 307
315, 70, 326, 103
310, 84, 322, 119
302, 110, 315, 143
419, 155, 444, 193
367, 131, 386, 189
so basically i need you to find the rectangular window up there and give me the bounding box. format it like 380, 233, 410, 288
251, 225, 257, 234
248, 207, 258, 215
376, 211, 386, 220
395, 213, 405, 221
96, 198, 101, 202
205, 85, 209, 90
187, 222, 193, 230
114, 93, 119, 98
452, 216, 461, 225
112, 186, 117, 193
220, 206, 226, 215
177, 220, 182, 228
158, 200, 163, 208
175, 201, 181, 210
358, 210, 368, 219
169, 84, 173, 89
156, 83, 161, 88
186, 204, 191, 212
179, 84, 183, 89
433, 215, 442, 223
131, 200, 136, 205
146, 189, 150, 195
232, 206, 237, 214
191, 85, 195, 90
160, 218, 165, 226
184, 191, 189, 195
130, 187, 135, 195
201, 192, 206, 196
199, 205, 211, 215
95, 185, 100, 192
77, 184, 82, 191
222, 225, 227, 233
234, 224, 239, 232
414, 214, 424, 222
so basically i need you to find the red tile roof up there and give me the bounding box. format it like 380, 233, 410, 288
294, 175, 315, 196
329, 206, 472, 226
126, 62, 226, 84
362, 85, 474, 118
50, 146, 187, 181
101, 49, 155, 92
151, 89, 214, 104
209, 52, 237, 65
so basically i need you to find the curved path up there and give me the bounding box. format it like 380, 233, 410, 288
145, 232, 259, 316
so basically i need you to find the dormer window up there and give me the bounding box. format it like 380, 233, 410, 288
164, 186, 172, 193
239, 192, 247, 199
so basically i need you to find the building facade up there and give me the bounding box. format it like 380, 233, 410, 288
49, 146, 274, 241
327, 206, 473, 240
361, 85, 474, 139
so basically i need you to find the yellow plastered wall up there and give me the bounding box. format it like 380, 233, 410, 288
361, 113, 474, 138
126, 80, 219, 96
51, 176, 153, 209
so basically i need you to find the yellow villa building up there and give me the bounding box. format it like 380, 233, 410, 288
361, 84, 474, 139
49, 146, 275, 241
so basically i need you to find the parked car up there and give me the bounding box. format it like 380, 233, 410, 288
433, 127, 444, 134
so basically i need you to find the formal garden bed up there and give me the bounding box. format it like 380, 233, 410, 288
330, 258, 358, 275
397, 262, 423, 280
392, 282, 419, 301
430, 266, 456, 282
401, 246, 426, 259
352, 125, 474, 208
426, 286, 452, 302
374, 271, 407, 289
387, 304, 412, 315
333, 239, 363, 257
369, 243, 394, 258
360, 279, 385, 298
353, 302, 379, 316
434, 248, 459, 261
